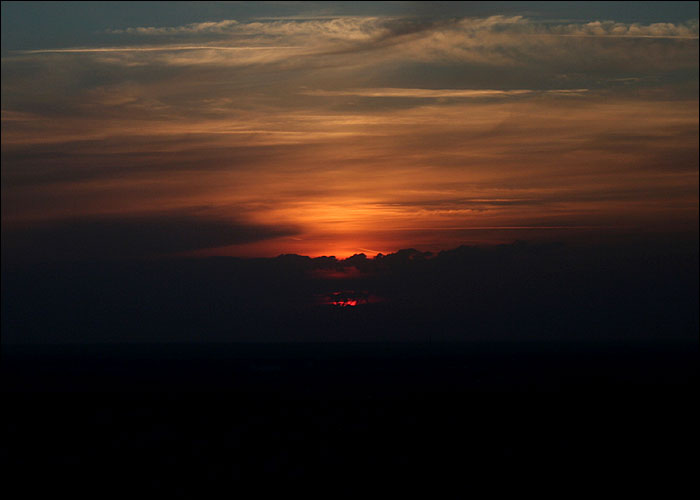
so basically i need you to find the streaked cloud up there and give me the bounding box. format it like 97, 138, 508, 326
107, 19, 242, 35
2, 6, 697, 258
2, 211, 300, 261
104, 16, 699, 40
301, 88, 588, 98
19, 45, 301, 54
9, 15, 695, 69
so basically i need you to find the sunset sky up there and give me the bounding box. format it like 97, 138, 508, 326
2, 1, 698, 260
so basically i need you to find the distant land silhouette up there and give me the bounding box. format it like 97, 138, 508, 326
3, 238, 697, 487
3, 239, 697, 344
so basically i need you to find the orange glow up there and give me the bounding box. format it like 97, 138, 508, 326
330, 299, 358, 307
322, 291, 373, 307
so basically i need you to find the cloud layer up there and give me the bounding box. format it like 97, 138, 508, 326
2, 6, 698, 259
2, 212, 299, 261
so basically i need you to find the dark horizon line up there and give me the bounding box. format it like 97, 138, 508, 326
173, 234, 700, 262
3, 232, 699, 269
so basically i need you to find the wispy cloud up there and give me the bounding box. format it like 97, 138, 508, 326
105, 16, 385, 39
9, 15, 697, 70
107, 16, 699, 40
103, 16, 699, 46
301, 88, 588, 98
19, 45, 301, 54
106, 19, 242, 35
542, 19, 699, 38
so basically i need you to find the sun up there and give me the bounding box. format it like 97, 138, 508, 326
325, 290, 371, 307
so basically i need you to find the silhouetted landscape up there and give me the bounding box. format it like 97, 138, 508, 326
3, 239, 698, 487
3, 239, 699, 346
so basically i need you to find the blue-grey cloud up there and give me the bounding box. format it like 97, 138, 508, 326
2, 212, 300, 261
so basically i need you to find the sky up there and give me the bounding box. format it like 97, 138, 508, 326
2, 1, 698, 260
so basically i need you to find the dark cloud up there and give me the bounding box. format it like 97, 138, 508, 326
1, 141, 309, 188
2, 212, 299, 262
376, 182, 700, 212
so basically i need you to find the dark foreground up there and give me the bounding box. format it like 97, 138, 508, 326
3, 341, 697, 490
